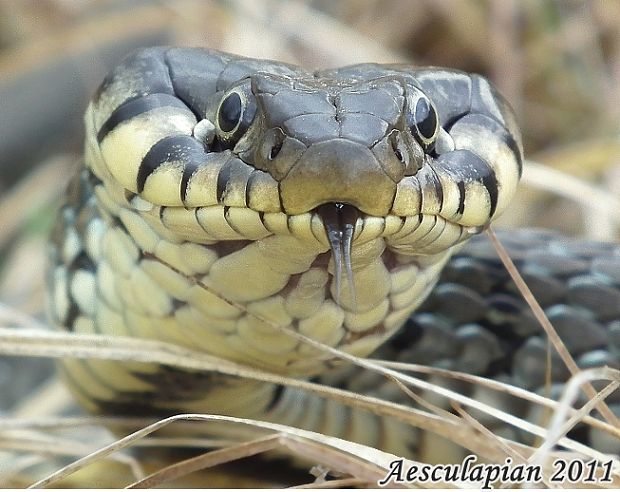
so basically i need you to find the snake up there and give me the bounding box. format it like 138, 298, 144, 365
46, 47, 620, 463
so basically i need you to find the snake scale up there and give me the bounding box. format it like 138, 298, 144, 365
47, 47, 620, 462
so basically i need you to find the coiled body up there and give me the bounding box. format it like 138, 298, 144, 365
47, 47, 618, 459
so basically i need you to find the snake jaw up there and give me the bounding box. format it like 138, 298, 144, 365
316, 203, 360, 308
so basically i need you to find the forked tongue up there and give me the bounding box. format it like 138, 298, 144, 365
317, 203, 359, 307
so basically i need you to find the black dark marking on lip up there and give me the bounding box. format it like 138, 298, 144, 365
480, 166, 499, 218
456, 180, 466, 216
456, 112, 523, 179
429, 165, 444, 212
245, 170, 259, 207
64, 299, 80, 329
437, 149, 498, 219
138, 134, 207, 194
504, 132, 523, 177
216, 160, 234, 202
94, 47, 174, 104
181, 160, 201, 204
97, 93, 189, 142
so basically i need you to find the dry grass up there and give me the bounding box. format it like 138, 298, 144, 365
1, 0, 620, 488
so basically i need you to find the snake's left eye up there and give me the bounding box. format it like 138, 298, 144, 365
216, 84, 257, 148
406, 93, 438, 152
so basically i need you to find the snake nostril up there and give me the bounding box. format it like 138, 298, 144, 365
269, 142, 283, 160
389, 130, 406, 164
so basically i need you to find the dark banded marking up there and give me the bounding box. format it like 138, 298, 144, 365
428, 165, 444, 213
469, 153, 498, 219
456, 180, 466, 216
93, 47, 174, 104
181, 160, 201, 204
137, 134, 207, 194
437, 149, 499, 218
453, 112, 523, 178
505, 131, 523, 177
216, 160, 234, 202
216, 158, 254, 204
69, 251, 96, 274
64, 299, 81, 330
245, 170, 260, 208
97, 93, 189, 143
265, 384, 286, 412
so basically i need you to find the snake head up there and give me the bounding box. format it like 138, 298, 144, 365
216, 72, 439, 218
89, 48, 522, 260
79, 47, 524, 363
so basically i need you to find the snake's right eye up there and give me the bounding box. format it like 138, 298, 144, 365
216, 85, 257, 148
406, 91, 439, 153
218, 93, 242, 132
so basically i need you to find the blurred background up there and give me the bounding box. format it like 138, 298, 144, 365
0, 0, 619, 469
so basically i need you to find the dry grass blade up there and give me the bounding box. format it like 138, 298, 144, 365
522, 160, 620, 216
0, 434, 92, 455
265, 329, 613, 461
524, 379, 620, 488
388, 375, 460, 424
486, 226, 620, 429
532, 139, 620, 178
374, 359, 620, 441
452, 403, 527, 465
10, 377, 71, 418
529, 368, 620, 470
133, 436, 243, 449
27, 413, 407, 489
0, 435, 144, 485
0, 303, 48, 330
0, 416, 153, 432
1, 326, 613, 468
0, 327, 505, 462
522, 160, 620, 240
126, 434, 282, 488
274, 437, 401, 488
0, 455, 49, 487
450, 404, 551, 490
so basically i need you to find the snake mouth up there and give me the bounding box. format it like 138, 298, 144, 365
312, 202, 476, 309
315, 203, 361, 305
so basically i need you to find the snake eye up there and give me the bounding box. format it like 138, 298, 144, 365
218, 93, 242, 132
216, 84, 257, 148
406, 93, 438, 152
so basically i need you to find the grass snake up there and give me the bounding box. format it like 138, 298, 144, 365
47, 47, 620, 462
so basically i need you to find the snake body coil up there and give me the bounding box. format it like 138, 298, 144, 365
47, 47, 619, 460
